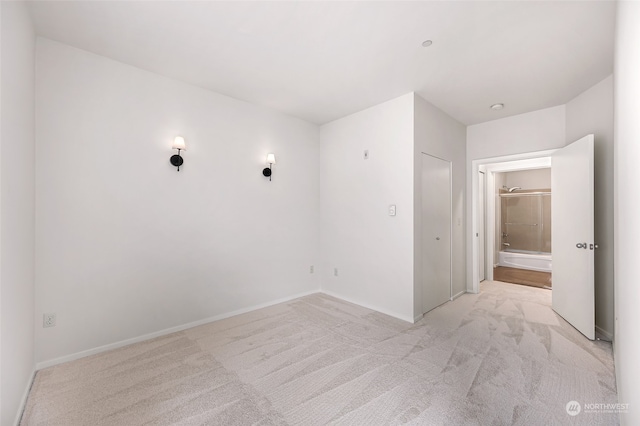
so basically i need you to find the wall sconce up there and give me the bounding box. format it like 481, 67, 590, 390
262, 153, 276, 181
170, 136, 186, 171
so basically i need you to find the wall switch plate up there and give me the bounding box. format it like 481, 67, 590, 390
389, 205, 397, 216
364, 150, 369, 159
310, 265, 314, 273
43, 313, 56, 328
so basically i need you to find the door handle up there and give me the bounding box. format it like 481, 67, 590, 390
590, 243, 599, 250
576, 243, 587, 249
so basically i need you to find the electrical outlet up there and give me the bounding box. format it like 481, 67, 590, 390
43, 313, 56, 328
334, 268, 338, 276
310, 265, 314, 274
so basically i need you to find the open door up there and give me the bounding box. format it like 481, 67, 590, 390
551, 134, 595, 340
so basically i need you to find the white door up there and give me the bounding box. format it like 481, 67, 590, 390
422, 153, 452, 314
478, 171, 486, 281
551, 134, 595, 340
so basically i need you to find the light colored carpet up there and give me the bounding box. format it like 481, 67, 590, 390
21, 281, 617, 425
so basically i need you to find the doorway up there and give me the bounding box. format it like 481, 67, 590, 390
470, 151, 554, 293
421, 153, 452, 314
470, 136, 595, 340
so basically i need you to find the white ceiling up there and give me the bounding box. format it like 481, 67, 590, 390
27, 1, 616, 125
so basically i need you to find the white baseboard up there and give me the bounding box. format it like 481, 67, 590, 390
320, 289, 415, 324
36, 289, 321, 370
415, 291, 467, 322
35, 287, 456, 370
14, 369, 36, 426
451, 290, 466, 300
595, 325, 613, 342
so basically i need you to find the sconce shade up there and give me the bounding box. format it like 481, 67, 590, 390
266, 153, 276, 164
172, 136, 186, 151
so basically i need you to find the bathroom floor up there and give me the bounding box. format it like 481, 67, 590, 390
493, 266, 552, 289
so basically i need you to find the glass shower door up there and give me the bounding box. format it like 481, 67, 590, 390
501, 193, 551, 254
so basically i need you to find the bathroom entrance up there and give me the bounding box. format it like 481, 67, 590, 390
471, 134, 596, 340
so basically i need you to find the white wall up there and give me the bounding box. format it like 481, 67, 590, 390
413, 94, 466, 317
467, 79, 615, 339
504, 168, 551, 190
466, 105, 566, 290
566, 75, 614, 339
35, 39, 320, 365
319, 94, 415, 321
614, 2, 640, 423
0, 2, 36, 424
467, 106, 566, 162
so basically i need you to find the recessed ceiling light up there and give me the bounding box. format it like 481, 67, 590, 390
421, 40, 433, 47
490, 103, 505, 111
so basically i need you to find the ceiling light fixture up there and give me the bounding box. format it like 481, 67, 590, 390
490, 103, 505, 111
421, 40, 433, 47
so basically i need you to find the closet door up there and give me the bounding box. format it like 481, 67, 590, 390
422, 153, 452, 314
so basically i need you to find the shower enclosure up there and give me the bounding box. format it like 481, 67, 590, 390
499, 190, 552, 272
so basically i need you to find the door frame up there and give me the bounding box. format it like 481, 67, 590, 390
478, 169, 486, 282
469, 149, 555, 294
